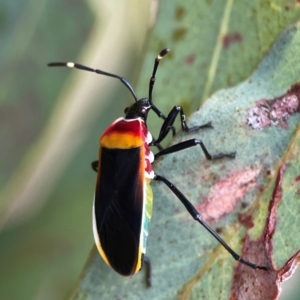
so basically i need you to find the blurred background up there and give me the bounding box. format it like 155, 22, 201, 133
1, 0, 300, 299
0, 0, 153, 299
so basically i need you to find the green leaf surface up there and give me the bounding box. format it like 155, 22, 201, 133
72, 23, 300, 300
136, 0, 300, 144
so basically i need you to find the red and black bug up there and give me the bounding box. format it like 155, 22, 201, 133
48, 48, 268, 286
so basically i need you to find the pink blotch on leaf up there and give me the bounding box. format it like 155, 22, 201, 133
184, 54, 196, 66
222, 32, 243, 49
196, 166, 260, 224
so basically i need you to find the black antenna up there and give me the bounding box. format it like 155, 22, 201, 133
47, 62, 138, 102
148, 48, 170, 119
148, 48, 169, 104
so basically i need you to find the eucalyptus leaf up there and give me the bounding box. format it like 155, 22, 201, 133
71, 22, 300, 300
136, 0, 300, 144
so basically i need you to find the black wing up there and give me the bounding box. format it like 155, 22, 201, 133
94, 146, 144, 276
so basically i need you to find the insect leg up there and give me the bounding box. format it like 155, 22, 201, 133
91, 160, 98, 172
154, 174, 269, 271
154, 106, 212, 145
142, 255, 152, 287
154, 138, 236, 161
151, 137, 164, 151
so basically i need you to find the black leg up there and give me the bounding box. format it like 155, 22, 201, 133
151, 137, 164, 152
91, 160, 98, 172
154, 106, 213, 145
154, 174, 269, 271
143, 255, 152, 287
154, 138, 236, 161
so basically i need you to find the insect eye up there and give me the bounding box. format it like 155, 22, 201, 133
124, 107, 129, 114
140, 107, 147, 115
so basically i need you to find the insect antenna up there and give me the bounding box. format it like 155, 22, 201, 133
147, 48, 170, 119
47, 62, 138, 102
